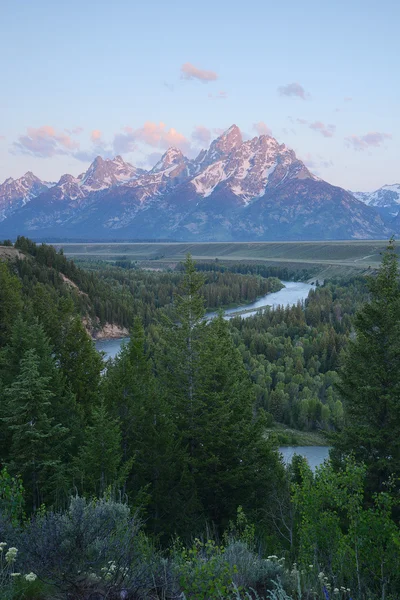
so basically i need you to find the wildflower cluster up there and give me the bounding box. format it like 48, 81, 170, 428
0, 542, 37, 589
317, 571, 351, 599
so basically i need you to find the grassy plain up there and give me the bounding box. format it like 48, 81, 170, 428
56, 240, 390, 277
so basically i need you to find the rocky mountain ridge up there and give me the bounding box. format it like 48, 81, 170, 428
0, 125, 392, 240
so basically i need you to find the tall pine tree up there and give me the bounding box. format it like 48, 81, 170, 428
2, 349, 68, 511
332, 239, 400, 494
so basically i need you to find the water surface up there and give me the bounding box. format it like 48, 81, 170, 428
279, 446, 330, 471
95, 280, 313, 360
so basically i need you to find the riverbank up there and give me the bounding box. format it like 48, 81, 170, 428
266, 425, 329, 446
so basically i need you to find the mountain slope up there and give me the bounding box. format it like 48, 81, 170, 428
0, 126, 390, 240
353, 184, 400, 223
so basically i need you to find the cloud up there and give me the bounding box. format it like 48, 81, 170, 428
180, 62, 218, 83
113, 122, 191, 154
163, 81, 175, 92
13, 125, 79, 158
91, 129, 103, 144
301, 152, 334, 172
191, 125, 212, 145
65, 126, 84, 135
253, 121, 272, 136
294, 118, 335, 138
208, 90, 227, 100
278, 82, 309, 100
309, 121, 336, 138
0, 135, 5, 141
345, 131, 392, 151
344, 96, 352, 102
113, 127, 136, 154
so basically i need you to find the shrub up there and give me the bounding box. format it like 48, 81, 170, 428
18, 496, 152, 599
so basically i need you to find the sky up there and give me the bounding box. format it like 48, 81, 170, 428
1, 0, 399, 191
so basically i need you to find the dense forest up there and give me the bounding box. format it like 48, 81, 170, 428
0, 238, 400, 599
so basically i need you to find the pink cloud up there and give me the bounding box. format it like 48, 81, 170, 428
13, 125, 79, 158
253, 121, 272, 136
0, 135, 5, 141
296, 118, 308, 125
278, 82, 309, 100
192, 125, 211, 145
113, 122, 191, 154
345, 131, 392, 151
181, 62, 218, 83
91, 129, 103, 144
309, 121, 336, 138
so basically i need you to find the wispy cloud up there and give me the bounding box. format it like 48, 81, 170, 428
345, 131, 392, 151
181, 62, 218, 83
191, 125, 211, 145
301, 152, 334, 172
12, 126, 79, 158
278, 82, 309, 100
344, 96, 352, 102
253, 121, 272, 136
292, 118, 335, 138
309, 121, 336, 138
208, 90, 227, 100
65, 126, 84, 135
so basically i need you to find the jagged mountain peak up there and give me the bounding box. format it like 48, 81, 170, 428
0, 125, 392, 240
151, 147, 186, 173
213, 124, 243, 153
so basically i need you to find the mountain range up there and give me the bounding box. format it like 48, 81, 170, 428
0, 125, 396, 241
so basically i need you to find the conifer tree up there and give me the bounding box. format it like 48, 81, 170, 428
103, 318, 184, 539
57, 316, 103, 420
0, 262, 23, 347
74, 399, 128, 497
196, 314, 284, 530
2, 349, 68, 511
332, 239, 400, 493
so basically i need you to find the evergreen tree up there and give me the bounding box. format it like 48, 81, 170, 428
2, 349, 68, 511
103, 318, 184, 539
196, 315, 284, 530
0, 261, 23, 347
332, 239, 400, 494
73, 399, 129, 497
57, 316, 103, 420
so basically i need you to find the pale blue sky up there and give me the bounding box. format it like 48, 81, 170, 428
1, 0, 399, 190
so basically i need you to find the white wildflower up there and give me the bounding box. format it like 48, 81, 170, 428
333, 589, 339, 595
25, 572, 37, 582
5, 547, 18, 563
11, 573, 21, 577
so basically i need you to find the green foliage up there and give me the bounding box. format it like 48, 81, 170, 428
0, 468, 25, 526
333, 239, 400, 495
173, 538, 234, 600
73, 400, 131, 497
0, 261, 22, 348
2, 349, 69, 512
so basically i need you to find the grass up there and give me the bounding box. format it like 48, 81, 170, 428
266, 425, 329, 446
54, 240, 389, 277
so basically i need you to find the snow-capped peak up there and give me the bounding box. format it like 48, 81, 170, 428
151, 148, 186, 173
79, 155, 142, 191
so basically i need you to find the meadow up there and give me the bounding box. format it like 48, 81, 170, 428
55, 240, 390, 275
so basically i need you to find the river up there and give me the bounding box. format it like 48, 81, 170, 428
95, 280, 313, 360
279, 446, 330, 471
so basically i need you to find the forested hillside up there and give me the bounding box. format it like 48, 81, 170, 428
1, 239, 400, 600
